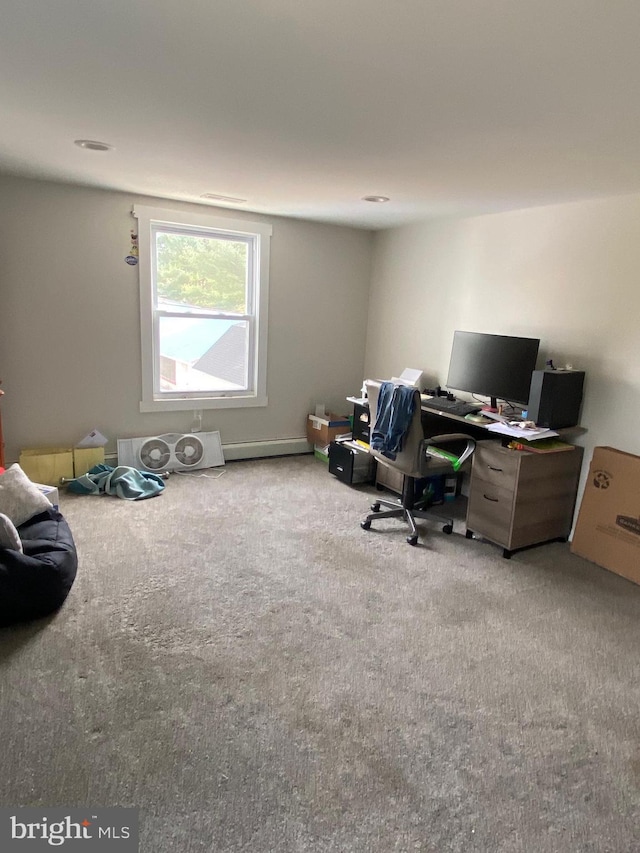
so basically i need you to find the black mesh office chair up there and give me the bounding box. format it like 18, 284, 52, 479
361, 380, 476, 546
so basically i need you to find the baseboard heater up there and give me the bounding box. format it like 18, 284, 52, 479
106, 437, 311, 467
222, 437, 311, 461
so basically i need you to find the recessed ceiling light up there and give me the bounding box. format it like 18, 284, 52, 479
200, 193, 247, 204
74, 139, 113, 152
362, 195, 390, 203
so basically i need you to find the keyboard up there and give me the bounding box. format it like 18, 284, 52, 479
421, 397, 482, 418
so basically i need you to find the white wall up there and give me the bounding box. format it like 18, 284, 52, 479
0, 176, 372, 463
365, 192, 640, 500
4, 173, 639, 502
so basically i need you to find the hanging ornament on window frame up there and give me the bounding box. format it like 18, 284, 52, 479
125, 229, 139, 265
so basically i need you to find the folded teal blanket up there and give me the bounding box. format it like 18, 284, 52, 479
67, 464, 165, 500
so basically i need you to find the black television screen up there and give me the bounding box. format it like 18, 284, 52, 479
446, 331, 540, 407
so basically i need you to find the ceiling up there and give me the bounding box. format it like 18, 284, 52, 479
2, 1, 640, 230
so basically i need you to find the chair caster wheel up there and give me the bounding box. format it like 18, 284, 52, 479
407, 535, 418, 546
465, 529, 474, 539
442, 524, 453, 535
361, 520, 371, 530
370, 502, 381, 513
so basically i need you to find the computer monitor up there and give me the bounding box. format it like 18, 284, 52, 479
446, 330, 540, 409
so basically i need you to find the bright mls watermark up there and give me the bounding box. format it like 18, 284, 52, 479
0, 808, 138, 850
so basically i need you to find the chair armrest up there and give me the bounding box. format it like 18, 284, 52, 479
421, 434, 476, 471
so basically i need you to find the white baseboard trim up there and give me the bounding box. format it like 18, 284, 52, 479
222, 437, 312, 461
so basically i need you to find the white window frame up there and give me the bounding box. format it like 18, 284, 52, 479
134, 205, 271, 412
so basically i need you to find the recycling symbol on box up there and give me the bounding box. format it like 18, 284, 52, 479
593, 470, 611, 490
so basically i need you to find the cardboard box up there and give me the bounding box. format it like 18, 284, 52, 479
19, 447, 74, 486
571, 446, 640, 585
73, 446, 105, 477
306, 413, 351, 447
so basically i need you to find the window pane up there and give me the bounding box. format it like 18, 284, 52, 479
158, 316, 249, 392
155, 231, 248, 313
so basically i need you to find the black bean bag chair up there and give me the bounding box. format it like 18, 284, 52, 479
0, 508, 78, 627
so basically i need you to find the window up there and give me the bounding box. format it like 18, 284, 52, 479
134, 205, 271, 412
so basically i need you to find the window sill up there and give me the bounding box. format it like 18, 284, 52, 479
139, 394, 268, 413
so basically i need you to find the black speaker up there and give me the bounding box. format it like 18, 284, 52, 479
527, 369, 585, 429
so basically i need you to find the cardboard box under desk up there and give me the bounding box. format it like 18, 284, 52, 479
571, 446, 640, 586
306, 413, 351, 447
313, 443, 330, 464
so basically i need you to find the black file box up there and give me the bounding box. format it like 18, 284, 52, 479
329, 441, 374, 485
352, 401, 371, 444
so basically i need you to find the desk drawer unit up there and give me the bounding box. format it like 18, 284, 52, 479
375, 458, 405, 494
466, 440, 583, 558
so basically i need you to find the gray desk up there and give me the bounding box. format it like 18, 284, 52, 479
347, 395, 585, 558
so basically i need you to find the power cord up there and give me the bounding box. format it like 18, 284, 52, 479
172, 468, 226, 479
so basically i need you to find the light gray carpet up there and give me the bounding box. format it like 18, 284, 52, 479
1, 455, 639, 852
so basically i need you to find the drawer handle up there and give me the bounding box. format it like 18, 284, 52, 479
487, 466, 503, 472
483, 494, 500, 502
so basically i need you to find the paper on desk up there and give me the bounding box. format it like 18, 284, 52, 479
485, 422, 559, 441
76, 428, 108, 448
391, 368, 424, 388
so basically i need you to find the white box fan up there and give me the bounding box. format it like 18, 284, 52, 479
117, 431, 224, 473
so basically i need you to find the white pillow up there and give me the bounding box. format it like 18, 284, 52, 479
0, 512, 23, 552
0, 463, 52, 526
